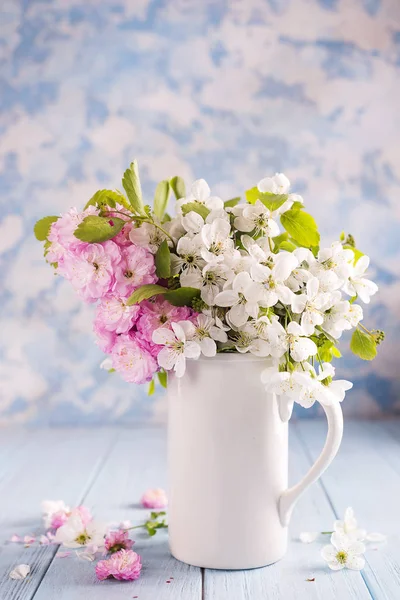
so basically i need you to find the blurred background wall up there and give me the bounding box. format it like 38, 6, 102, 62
1, 0, 399, 425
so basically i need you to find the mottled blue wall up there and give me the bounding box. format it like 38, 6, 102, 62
1, 0, 399, 424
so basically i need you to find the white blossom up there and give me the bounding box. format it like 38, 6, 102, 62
215, 272, 263, 327
343, 255, 378, 303
152, 321, 201, 377
321, 532, 365, 571
190, 314, 228, 357
54, 510, 106, 549
181, 262, 231, 306
177, 179, 224, 214
234, 200, 280, 237
292, 277, 338, 335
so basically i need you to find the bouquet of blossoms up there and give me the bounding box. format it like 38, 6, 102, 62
35, 161, 383, 411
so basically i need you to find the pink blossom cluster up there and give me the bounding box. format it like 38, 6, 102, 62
96, 549, 142, 581
47, 207, 194, 385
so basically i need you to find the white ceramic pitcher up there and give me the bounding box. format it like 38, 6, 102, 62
167, 354, 343, 570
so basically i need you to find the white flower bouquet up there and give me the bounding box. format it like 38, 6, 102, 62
35, 161, 383, 410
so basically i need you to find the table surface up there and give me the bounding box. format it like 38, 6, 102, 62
0, 420, 399, 600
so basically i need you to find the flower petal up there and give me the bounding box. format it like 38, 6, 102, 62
321, 544, 337, 561
346, 554, 365, 571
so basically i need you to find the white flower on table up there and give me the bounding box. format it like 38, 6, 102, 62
215, 272, 263, 327
181, 262, 231, 306
321, 532, 366, 571
291, 277, 337, 335
251, 252, 298, 307
170, 235, 205, 276
41, 499, 70, 529
334, 507, 366, 541
152, 321, 201, 377
190, 314, 228, 357
9, 564, 30, 580
200, 218, 235, 263
54, 510, 106, 549
342, 256, 378, 304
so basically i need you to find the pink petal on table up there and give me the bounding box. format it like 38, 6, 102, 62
57, 552, 71, 559
23, 536, 36, 545
10, 535, 21, 543
39, 535, 50, 545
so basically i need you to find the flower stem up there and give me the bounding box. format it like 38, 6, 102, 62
321, 531, 334, 535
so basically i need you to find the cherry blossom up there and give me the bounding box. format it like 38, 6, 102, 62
321, 532, 365, 571
152, 321, 201, 377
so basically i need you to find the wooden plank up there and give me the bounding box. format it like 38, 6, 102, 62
204, 424, 371, 600
298, 420, 400, 600
0, 428, 118, 600
33, 428, 202, 600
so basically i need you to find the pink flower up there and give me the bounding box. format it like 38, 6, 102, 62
111, 335, 158, 384
104, 530, 134, 554
95, 549, 142, 581
47, 206, 98, 264
93, 320, 117, 353
95, 296, 141, 334
75, 505, 93, 528
141, 488, 168, 509
113, 245, 156, 297
137, 299, 192, 343
64, 241, 121, 303
49, 511, 69, 530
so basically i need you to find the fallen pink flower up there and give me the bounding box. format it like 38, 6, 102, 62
141, 488, 168, 509
57, 552, 72, 559
96, 549, 142, 581
23, 535, 36, 545
105, 530, 134, 554
39, 535, 51, 545
10, 534, 21, 543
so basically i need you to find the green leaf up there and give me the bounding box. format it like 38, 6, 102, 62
258, 192, 289, 212
74, 215, 126, 243
127, 283, 200, 307
155, 240, 171, 278
126, 284, 167, 306
272, 232, 289, 247
279, 240, 297, 252
157, 370, 168, 388
164, 286, 200, 307
84, 189, 130, 211
332, 346, 342, 358
122, 161, 145, 215
170, 176, 186, 200
148, 379, 155, 396
181, 202, 210, 220
280, 209, 320, 248
290, 201, 304, 211
153, 180, 171, 220
224, 197, 241, 208
34, 216, 59, 241
350, 329, 377, 361
245, 187, 259, 204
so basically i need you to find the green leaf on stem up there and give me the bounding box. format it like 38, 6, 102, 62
258, 192, 289, 212
245, 187, 259, 204
155, 239, 171, 278
84, 189, 130, 211
153, 180, 171, 220
170, 176, 186, 200
280, 209, 320, 248
157, 370, 168, 388
122, 160, 145, 215
224, 197, 241, 208
350, 328, 377, 361
126, 284, 167, 305
34, 216, 59, 241
148, 379, 155, 396
279, 240, 297, 252
164, 286, 201, 307
74, 215, 126, 243
181, 202, 210, 220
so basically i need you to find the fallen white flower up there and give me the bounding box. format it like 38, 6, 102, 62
334, 507, 366, 541
321, 532, 365, 571
9, 564, 30, 580
299, 531, 319, 544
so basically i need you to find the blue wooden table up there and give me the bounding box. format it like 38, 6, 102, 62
0, 421, 399, 600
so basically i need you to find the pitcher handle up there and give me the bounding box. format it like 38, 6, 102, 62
279, 401, 343, 527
